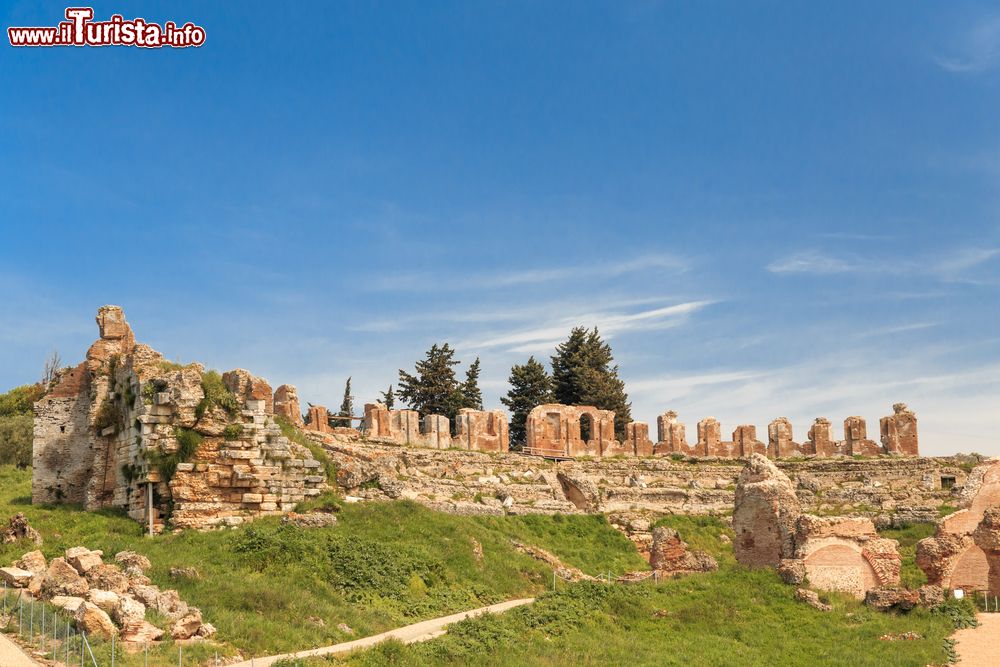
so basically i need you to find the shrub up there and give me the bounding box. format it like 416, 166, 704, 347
223, 423, 244, 440
232, 523, 324, 572
195, 370, 240, 419
94, 398, 123, 433
0, 384, 44, 417
0, 414, 32, 467
326, 535, 442, 601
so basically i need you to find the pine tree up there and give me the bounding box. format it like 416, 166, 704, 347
380, 384, 395, 410
501, 357, 554, 448
336, 376, 354, 428
398, 343, 464, 420
550, 327, 631, 438
461, 357, 483, 410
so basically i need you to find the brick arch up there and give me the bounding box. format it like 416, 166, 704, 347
951, 544, 989, 592
802, 541, 879, 599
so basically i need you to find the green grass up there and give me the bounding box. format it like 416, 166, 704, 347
0, 466, 644, 664
341, 518, 958, 667
878, 523, 936, 589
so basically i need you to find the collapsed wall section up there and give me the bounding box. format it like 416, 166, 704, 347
31, 306, 326, 530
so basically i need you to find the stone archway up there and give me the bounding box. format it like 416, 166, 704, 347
952, 544, 990, 592
803, 543, 879, 599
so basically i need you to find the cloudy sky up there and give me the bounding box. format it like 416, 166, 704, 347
2, 2, 999, 455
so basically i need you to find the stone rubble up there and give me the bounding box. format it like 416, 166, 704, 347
4, 545, 214, 643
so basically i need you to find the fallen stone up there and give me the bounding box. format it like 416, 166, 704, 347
155, 589, 189, 620
114, 551, 151, 573
170, 608, 203, 640
42, 557, 90, 598
86, 563, 130, 594
120, 619, 164, 644
169, 566, 201, 581
65, 547, 103, 575
864, 587, 920, 612
129, 584, 161, 607
777, 559, 806, 585
795, 588, 831, 612
281, 512, 338, 529
1, 513, 43, 545
88, 589, 120, 615
50, 596, 86, 613
337, 622, 355, 635
15, 550, 46, 575
113, 594, 146, 625
196, 622, 217, 638
0, 566, 35, 588
649, 526, 718, 573
75, 601, 117, 640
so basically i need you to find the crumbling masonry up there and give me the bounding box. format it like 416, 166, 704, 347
520, 403, 918, 459
32, 307, 326, 531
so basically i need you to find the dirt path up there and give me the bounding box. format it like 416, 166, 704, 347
954, 613, 1000, 666
230, 598, 534, 667
0, 632, 40, 667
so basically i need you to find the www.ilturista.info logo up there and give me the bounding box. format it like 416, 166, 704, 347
8, 7, 205, 48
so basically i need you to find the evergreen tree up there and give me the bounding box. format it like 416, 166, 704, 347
550, 327, 632, 438
336, 376, 354, 427
380, 384, 395, 409
461, 357, 483, 410
398, 343, 465, 420
501, 357, 554, 448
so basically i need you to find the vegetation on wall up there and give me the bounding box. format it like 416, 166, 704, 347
195, 370, 240, 419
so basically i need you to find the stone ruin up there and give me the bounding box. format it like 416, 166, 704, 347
916, 459, 1000, 593
356, 402, 510, 452
32, 306, 326, 530
522, 403, 918, 459
733, 453, 901, 598
0, 546, 212, 643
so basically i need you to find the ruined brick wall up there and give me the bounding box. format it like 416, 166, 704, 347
524, 404, 617, 457
917, 460, 1000, 592
31, 307, 326, 530
359, 402, 509, 452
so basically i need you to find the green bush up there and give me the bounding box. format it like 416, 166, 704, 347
231, 523, 324, 572
94, 398, 123, 433
223, 423, 244, 440
195, 370, 240, 419
0, 414, 32, 467
0, 384, 44, 417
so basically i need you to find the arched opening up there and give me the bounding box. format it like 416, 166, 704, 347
952, 545, 989, 592
579, 413, 595, 443
803, 544, 878, 598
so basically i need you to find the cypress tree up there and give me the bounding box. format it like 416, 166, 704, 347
501, 357, 554, 448
461, 357, 484, 410
398, 343, 464, 420
337, 376, 354, 427
550, 327, 632, 438
380, 384, 395, 409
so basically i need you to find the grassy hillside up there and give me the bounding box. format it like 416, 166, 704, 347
0, 465, 645, 664
337, 515, 962, 667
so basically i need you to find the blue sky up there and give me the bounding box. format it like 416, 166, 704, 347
2, 1, 999, 455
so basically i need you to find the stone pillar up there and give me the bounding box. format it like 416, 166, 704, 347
733, 453, 801, 568
305, 405, 331, 434
768, 418, 794, 459
733, 425, 765, 457
656, 411, 687, 454
844, 416, 879, 456
697, 418, 720, 457
880, 403, 918, 456
422, 414, 450, 449
807, 418, 834, 456
273, 385, 304, 427
625, 421, 653, 457
973, 506, 1000, 595
363, 402, 390, 438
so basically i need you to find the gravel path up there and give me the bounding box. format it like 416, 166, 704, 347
954, 613, 1000, 666
230, 597, 535, 667
0, 631, 40, 667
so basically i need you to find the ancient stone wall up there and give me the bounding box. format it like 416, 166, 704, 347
32, 307, 326, 530
917, 460, 1000, 592
523, 404, 617, 457
357, 402, 509, 452
732, 454, 901, 598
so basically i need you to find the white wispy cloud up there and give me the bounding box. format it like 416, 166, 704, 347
855, 322, 940, 338
935, 16, 1000, 73
455, 300, 716, 352
365, 253, 690, 292
765, 246, 1000, 280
